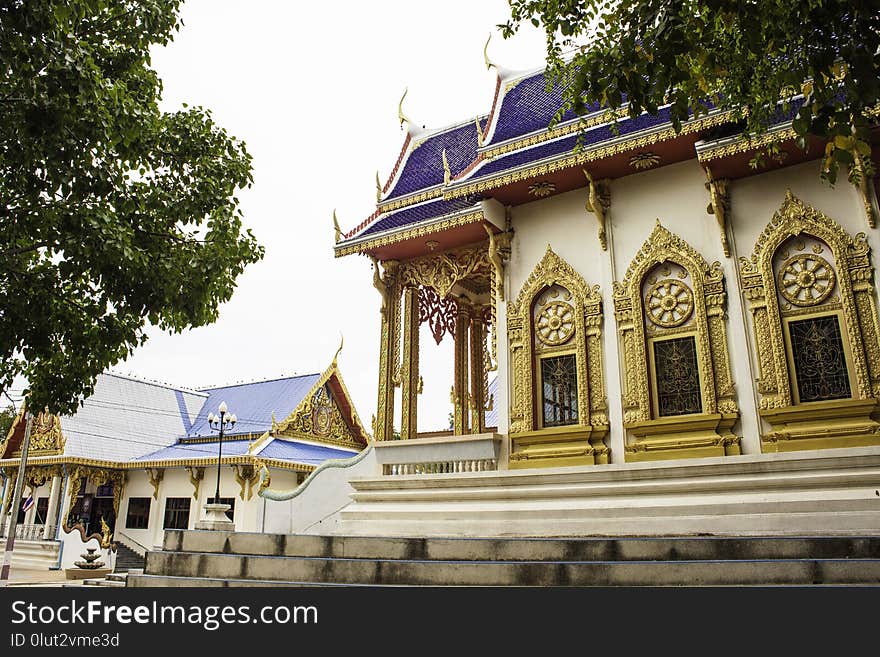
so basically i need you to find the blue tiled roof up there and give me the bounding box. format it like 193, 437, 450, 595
256, 439, 359, 465
484, 377, 499, 428
476, 107, 673, 178
360, 196, 482, 237
490, 72, 585, 145
187, 374, 321, 439
386, 120, 485, 200
137, 439, 254, 461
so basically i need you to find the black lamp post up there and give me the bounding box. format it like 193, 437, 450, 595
207, 402, 236, 504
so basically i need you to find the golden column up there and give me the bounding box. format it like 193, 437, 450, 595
373, 259, 400, 441
469, 309, 487, 434
400, 285, 420, 440
452, 301, 471, 435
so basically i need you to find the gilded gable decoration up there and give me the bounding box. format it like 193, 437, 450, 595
507, 246, 608, 468
739, 190, 880, 452
613, 221, 740, 461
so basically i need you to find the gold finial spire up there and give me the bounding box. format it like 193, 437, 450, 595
333, 209, 342, 243
332, 334, 344, 366
398, 87, 413, 129
375, 170, 382, 201
483, 33, 495, 71
442, 148, 451, 185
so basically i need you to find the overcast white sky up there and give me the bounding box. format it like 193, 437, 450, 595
112, 1, 548, 432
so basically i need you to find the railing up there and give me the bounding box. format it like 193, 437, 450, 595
115, 531, 149, 557
383, 459, 497, 475
374, 433, 503, 477
0, 523, 52, 540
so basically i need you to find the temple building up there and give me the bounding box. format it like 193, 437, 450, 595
0, 357, 367, 568
325, 55, 880, 537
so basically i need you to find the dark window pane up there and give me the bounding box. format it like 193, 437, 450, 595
35, 497, 49, 524
126, 497, 152, 530
541, 355, 579, 427
163, 497, 191, 530
653, 336, 703, 417
95, 484, 114, 497
789, 315, 851, 402
218, 497, 235, 522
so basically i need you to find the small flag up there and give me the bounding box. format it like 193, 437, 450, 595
20, 495, 34, 514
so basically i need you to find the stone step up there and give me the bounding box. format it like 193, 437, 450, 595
82, 578, 125, 587
161, 530, 880, 562
138, 550, 880, 586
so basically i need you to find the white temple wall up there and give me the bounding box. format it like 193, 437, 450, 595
497, 157, 878, 461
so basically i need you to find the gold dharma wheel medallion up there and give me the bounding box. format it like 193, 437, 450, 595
778, 254, 835, 307
536, 301, 575, 346
646, 279, 694, 328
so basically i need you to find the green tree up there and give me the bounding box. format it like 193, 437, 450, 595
503, 1, 879, 183
0, 405, 16, 440
1, 1, 263, 414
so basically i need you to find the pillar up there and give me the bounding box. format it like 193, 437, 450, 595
453, 302, 471, 435
374, 262, 400, 441
43, 475, 62, 540
400, 285, 420, 440
469, 310, 487, 434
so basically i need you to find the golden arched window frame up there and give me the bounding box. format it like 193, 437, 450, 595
613, 221, 739, 461
507, 246, 608, 467
739, 191, 880, 452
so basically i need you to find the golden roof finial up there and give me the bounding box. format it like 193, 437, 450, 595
375, 170, 382, 202
333, 209, 342, 243
398, 87, 413, 129
442, 148, 451, 185
483, 33, 495, 71
332, 334, 344, 367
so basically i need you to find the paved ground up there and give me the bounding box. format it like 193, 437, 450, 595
2, 566, 81, 587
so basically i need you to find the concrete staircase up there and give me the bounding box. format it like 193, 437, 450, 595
6, 540, 60, 570
82, 570, 140, 587
113, 543, 145, 572
127, 530, 880, 587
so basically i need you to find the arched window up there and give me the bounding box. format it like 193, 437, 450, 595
740, 191, 880, 452
507, 247, 608, 468
613, 221, 739, 461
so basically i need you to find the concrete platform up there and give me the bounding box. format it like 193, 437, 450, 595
127, 530, 880, 587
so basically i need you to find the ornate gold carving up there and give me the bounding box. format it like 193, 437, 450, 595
442, 149, 451, 185
333, 209, 342, 244
281, 385, 360, 447
854, 153, 877, 229
697, 127, 798, 163
645, 279, 694, 328
64, 466, 125, 531
453, 303, 471, 435
185, 466, 204, 500
614, 221, 739, 458
630, 151, 661, 169
398, 241, 495, 299
482, 106, 633, 159
100, 517, 112, 549
147, 468, 163, 500
740, 191, 880, 448
232, 464, 259, 501
536, 300, 575, 345
8, 411, 66, 457
445, 112, 733, 201
508, 246, 607, 451
374, 260, 400, 441
334, 209, 483, 257
528, 181, 555, 197
777, 254, 836, 306
583, 169, 611, 251
483, 224, 505, 302
400, 286, 420, 440
704, 168, 731, 257
418, 286, 458, 344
